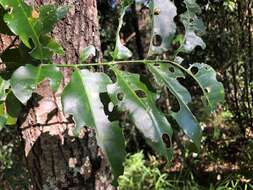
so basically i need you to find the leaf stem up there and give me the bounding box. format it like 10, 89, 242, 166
37, 58, 212, 111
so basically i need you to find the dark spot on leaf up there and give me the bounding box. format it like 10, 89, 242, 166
205, 88, 209, 93
190, 66, 199, 75
153, 35, 162, 46
135, 90, 147, 98
117, 92, 124, 101
162, 134, 171, 148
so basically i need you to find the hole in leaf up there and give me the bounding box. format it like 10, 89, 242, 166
152, 35, 162, 46
162, 134, 171, 148
204, 88, 210, 93
169, 93, 180, 112
190, 66, 199, 75
108, 102, 114, 112
135, 90, 147, 98
169, 67, 175, 73
117, 92, 124, 101
154, 8, 160, 15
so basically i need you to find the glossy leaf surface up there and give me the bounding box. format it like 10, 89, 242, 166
188, 63, 224, 112
148, 63, 202, 150
61, 69, 126, 182
180, 0, 206, 52
0, 77, 10, 101
149, 0, 177, 55
80, 45, 96, 63
107, 67, 173, 159
10, 64, 63, 104
0, 0, 67, 60
112, 1, 132, 60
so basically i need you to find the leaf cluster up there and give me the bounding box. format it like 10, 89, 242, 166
0, 0, 224, 184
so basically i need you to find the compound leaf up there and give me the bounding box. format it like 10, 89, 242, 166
107, 67, 173, 160
61, 69, 126, 183
10, 64, 63, 104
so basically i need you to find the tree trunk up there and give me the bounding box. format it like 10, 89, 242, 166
19, 0, 114, 189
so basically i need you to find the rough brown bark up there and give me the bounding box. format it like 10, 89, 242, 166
18, 0, 114, 189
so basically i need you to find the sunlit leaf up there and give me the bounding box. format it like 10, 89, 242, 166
0, 0, 67, 60
112, 0, 132, 60
61, 69, 126, 183
10, 64, 63, 104
0, 76, 10, 101
149, 0, 177, 55
107, 67, 173, 160
39, 5, 68, 34
180, 0, 206, 52
0, 100, 19, 130
148, 63, 202, 150
188, 63, 224, 112
80, 45, 96, 63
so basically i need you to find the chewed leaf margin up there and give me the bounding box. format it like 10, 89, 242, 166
112, 0, 133, 60
61, 69, 126, 184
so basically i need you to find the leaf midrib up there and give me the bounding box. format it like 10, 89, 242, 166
150, 65, 193, 114
76, 69, 96, 128
150, 65, 201, 139
113, 68, 163, 136
16, 0, 43, 60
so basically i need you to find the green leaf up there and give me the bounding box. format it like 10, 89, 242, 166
80, 45, 96, 63
39, 5, 68, 34
188, 63, 224, 112
10, 64, 63, 104
97, 121, 126, 185
0, 102, 18, 130
0, 114, 7, 131
148, 63, 202, 150
0, 0, 67, 60
107, 67, 173, 160
0, 47, 40, 80
180, 0, 206, 53
61, 69, 126, 182
149, 0, 177, 55
112, 1, 133, 60
6, 91, 22, 118
0, 76, 10, 101
30, 35, 64, 58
